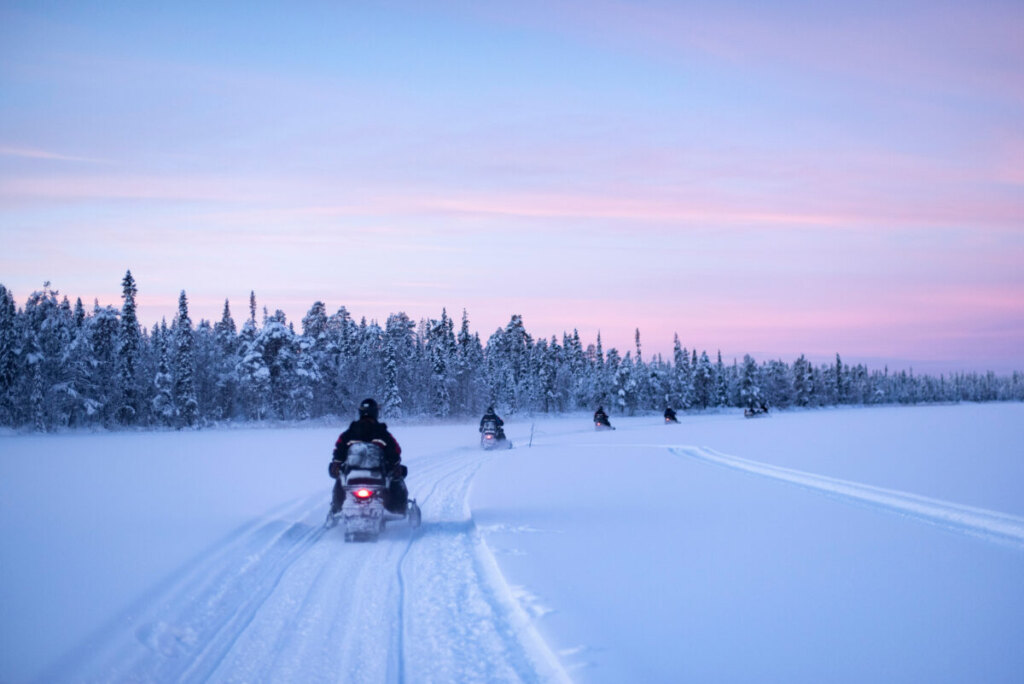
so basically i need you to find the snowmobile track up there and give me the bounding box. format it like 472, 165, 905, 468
670, 445, 1024, 550
60, 447, 569, 684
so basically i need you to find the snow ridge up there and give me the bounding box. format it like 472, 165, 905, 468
669, 445, 1024, 550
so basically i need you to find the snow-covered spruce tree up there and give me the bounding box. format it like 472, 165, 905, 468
486, 314, 534, 414
616, 351, 640, 415
235, 316, 270, 420
116, 270, 142, 425
834, 353, 846, 404
715, 350, 729, 408
352, 318, 385, 406
792, 354, 812, 407
629, 329, 650, 412
453, 309, 485, 416
381, 321, 403, 421
529, 337, 558, 413
326, 306, 359, 415
425, 310, 455, 418
647, 354, 672, 411
151, 321, 175, 426
300, 301, 330, 418
172, 291, 199, 427
562, 329, 587, 410
380, 313, 415, 419
677, 345, 694, 409
589, 331, 609, 408
669, 334, 685, 409
692, 350, 713, 410
763, 359, 793, 409
290, 328, 320, 421
257, 310, 298, 419
88, 301, 121, 426
0, 285, 18, 425
19, 284, 74, 430
739, 354, 764, 409
192, 320, 220, 422
600, 347, 620, 412
213, 299, 238, 421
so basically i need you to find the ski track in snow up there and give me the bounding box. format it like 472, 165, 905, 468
56, 446, 569, 684
666, 445, 1024, 550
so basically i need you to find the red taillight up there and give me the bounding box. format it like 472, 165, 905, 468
354, 488, 372, 499
485, 434, 494, 439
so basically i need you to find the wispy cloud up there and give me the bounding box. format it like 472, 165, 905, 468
0, 146, 111, 164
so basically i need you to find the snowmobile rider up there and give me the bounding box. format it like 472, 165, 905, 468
479, 405, 507, 441
664, 407, 678, 423
594, 406, 611, 427
329, 398, 408, 514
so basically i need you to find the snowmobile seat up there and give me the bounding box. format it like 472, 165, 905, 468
343, 441, 388, 484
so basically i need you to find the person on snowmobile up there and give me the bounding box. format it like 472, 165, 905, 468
594, 406, 612, 428
479, 405, 507, 441
664, 406, 678, 423
329, 398, 408, 514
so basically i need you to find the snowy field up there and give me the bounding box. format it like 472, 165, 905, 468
2, 403, 1023, 682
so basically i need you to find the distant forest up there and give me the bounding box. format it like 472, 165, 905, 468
1, 272, 1021, 431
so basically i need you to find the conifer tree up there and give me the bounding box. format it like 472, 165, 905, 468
382, 321, 403, 420
715, 350, 729, 407
693, 351, 713, 409
739, 354, 763, 409
152, 321, 175, 426
116, 270, 141, 424
172, 291, 199, 427
212, 300, 238, 420
89, 301, 121, 426
0, 285, 17, 425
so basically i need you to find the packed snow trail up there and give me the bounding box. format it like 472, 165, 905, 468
668, 445, 1024, 549
55, 446, 569, 684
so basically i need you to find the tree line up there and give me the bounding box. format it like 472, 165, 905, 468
1, 273, 1021, 431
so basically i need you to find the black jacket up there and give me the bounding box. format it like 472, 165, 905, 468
479, 412, 504, 431
333, 417, 402, 470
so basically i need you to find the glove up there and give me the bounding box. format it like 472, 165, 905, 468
329, 461, 342, 479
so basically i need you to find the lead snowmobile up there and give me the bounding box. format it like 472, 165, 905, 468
327, 441, 421, 541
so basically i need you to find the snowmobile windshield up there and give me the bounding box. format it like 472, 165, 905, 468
346, 441, 386, 470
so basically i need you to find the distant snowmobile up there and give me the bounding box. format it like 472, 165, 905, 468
480, 419, 512, 450
664, 407, 679, 424
744, 404, 769, 418
327, 441, 421, 541
594, 408, 615, 431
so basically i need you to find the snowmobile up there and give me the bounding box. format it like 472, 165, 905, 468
594, 416, 615, 431
329, 441, 421, 542
744, 404, 769, 418
480, 419, 512, 450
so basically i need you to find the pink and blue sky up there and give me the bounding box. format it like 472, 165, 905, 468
1, 1, 1022, 373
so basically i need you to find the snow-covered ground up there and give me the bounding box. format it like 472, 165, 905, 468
1, 403, 1022, 682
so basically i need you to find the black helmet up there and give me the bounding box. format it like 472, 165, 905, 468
358, 398, 379, 420
487, 405, 495, 413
